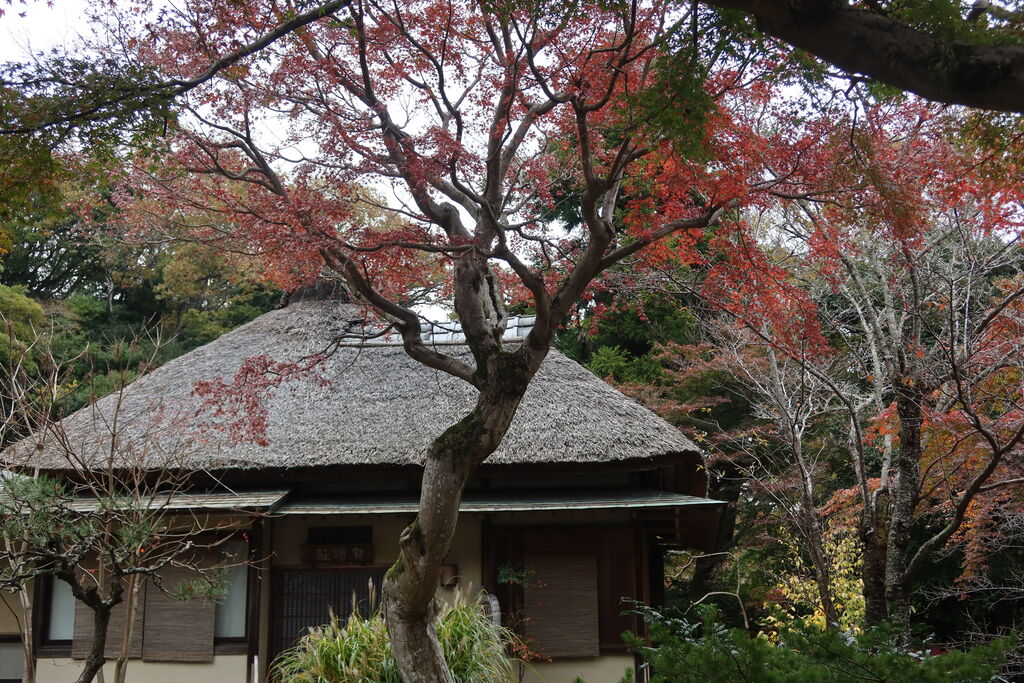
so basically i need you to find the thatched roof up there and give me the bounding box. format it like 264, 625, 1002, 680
4, 298, 698, 472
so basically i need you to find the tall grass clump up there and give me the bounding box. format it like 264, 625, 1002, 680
271, 589, 520, 682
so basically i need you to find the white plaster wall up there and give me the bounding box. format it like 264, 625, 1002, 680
37, 654, 249, 683
523, 655, 636, 683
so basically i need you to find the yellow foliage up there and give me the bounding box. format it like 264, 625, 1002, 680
763, 528, 865, 636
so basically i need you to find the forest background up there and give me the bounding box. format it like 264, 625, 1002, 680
2, 0, 1024, 678
2, 150, 1022, 669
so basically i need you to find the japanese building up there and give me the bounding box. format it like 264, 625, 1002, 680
2, 285, 722, 683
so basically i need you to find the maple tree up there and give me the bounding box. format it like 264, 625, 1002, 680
5, 0, 1022, 677
660, 102, 1024, 629
7, 0, 1024, 154
33, 0, 843, 678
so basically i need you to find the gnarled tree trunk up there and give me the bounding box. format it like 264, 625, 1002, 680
382, 350, 538, 681
76, 602, 113, 683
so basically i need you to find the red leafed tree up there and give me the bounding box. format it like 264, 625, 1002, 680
84, 0, 819, 677
686, 102, 1024, 628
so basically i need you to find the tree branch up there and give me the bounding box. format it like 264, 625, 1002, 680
704, 0, 1024, 112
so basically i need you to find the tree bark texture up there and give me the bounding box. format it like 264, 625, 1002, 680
76, 604, 112, 683
705, 0, 1024, 112
885, 387, 924, 630
383, 350, 537, 682
860, 530, 888, 626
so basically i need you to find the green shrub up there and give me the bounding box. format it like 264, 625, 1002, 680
271, 592, 520, 683
628, 606, 1014, 683
587, 345, 663, 384
0, 283, 44, 369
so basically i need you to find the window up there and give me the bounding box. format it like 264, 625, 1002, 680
142, 534, 255, 662
215, 539, 250, 640
36, 533, 255, 662
523, 531, 600, 657
47, 579, 75, 641
269, 567, 386, 661
0, 638, 23, 683
41, 578, 75, 647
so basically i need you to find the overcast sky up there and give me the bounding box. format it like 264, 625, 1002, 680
1, 0, 89, 62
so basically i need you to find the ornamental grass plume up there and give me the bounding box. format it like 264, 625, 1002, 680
271, 585, 520, 682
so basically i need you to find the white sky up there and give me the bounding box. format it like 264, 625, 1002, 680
1, 0, 90, 61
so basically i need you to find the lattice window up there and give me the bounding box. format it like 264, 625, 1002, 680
269, 567, 386, 659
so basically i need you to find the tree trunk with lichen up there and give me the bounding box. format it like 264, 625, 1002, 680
885, 385, 924, 632
382, 350, 537, 682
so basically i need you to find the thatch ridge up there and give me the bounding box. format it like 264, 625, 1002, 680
3, 300, 698, 471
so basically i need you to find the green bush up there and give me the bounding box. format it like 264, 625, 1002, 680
587, 345, 663, 384
271, 593, 520, 683
0, 283, 45, 369
628, 606, 1014, 683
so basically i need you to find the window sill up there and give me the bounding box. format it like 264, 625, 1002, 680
214, 641, 249, 655
36, 645, 72, 659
